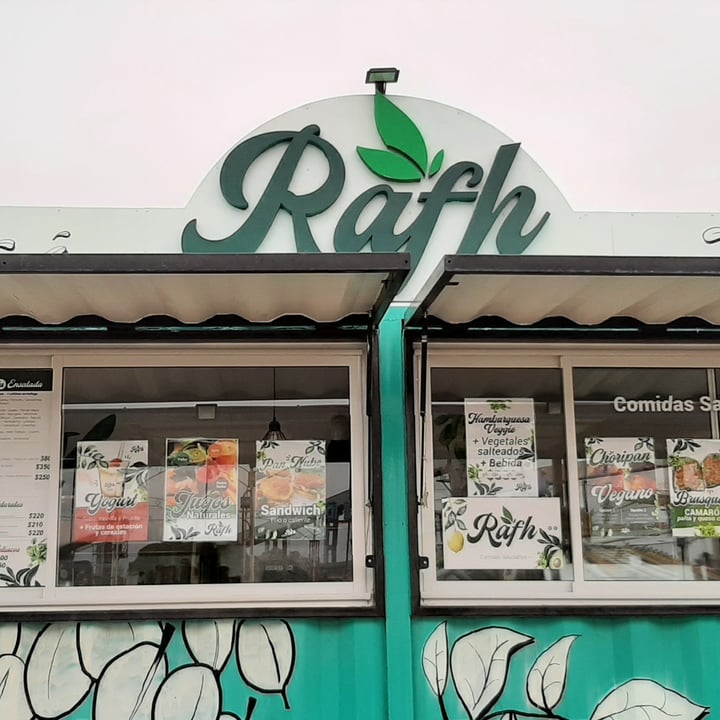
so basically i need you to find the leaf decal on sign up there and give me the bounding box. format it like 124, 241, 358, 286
422, 622, 449, 697
450, 627, 533, 720
590, 679, 709, 720
526, 635, 578, 713
182, 620, 235, 674
152, 665, 220, 720
429, 150, 445, 178
93, 641, 167, 720
374, 93, 428, 174
236, 620, 295, 709
0, 655, 33, 720
356, 147, 423, 182
24, 623, 93, 720
78, 622, 163, 679
0, 625, 20, 656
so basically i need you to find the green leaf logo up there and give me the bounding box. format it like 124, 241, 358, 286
357, 94, 444, 182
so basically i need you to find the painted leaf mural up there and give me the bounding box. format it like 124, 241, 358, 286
0, 654, 33, 720
93, 642, 167, 720
422, 622, 448, 697
79, 622, 163, 679
236, 620, 295, 709
450, 627, 533, 720
152, 664, 220, 720
24, 623, 93, 720
526, 635, 578, 713
182, 620, 234, 673
0, 625, 19, 656
590, 680, 709, 720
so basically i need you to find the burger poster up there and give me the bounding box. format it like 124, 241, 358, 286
73, 441, 149, 543
164, 438, 239, 542
464, 398, 537, 497
255, 440, 326, 541
667, 438, 720, 537
583, 437, 661, 538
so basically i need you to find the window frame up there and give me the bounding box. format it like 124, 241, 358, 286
0, 342, 376, 616
415, 342, 720, 609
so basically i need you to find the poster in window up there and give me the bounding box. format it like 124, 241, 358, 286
164, 438, 239, 542
583, 437, 661, 538
255, 440, 326, 541
73, 441, 150, 543
667, 438, 720, 537
464, 398, 537, 497
442, 497, 563, 569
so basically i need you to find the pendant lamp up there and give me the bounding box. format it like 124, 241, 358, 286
263, 367, 286, 441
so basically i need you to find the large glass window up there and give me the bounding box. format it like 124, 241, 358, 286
417, 347, 720, 607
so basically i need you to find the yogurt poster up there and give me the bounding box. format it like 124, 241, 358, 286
73, 441, 149, 543
255, 440, 326, 541
464, 398, 537, 497
164, 438, 239, 542
667, 438, 720, 537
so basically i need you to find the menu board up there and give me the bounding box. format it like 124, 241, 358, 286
667, 438, 720, 537
442, 497, 563, 570
164, 438, 239, 542
255, 440, 326, 541
464, 398, 537, 497
0, 369, 53, 588
73, 441, 149, 543
583, 437, 661, 537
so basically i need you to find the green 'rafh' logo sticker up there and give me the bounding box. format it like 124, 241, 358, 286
356, 94, 444, 182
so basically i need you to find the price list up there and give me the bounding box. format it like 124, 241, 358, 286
0, 369, 53, 588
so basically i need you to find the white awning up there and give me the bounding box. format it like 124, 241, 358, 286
408, 255, 720, 327
0, 254, 409, 326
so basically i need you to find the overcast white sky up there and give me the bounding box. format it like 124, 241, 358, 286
0, 1, 718, 212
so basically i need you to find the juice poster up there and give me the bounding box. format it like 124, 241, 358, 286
164, 438, 239, 542
464, 399, 537, 497
583, 437, 661, 538
667, 438, 720, 537
73, 441, 149, 543
255, 440, 326, 541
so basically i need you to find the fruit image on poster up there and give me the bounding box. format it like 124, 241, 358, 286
73, 441, 149, 543
583, 437, 661, 538
255, 440, 326, 541
164, 438, 239, 542
667, 438, 720, 537
442, 496, 563, 570
464, 398, 537, 497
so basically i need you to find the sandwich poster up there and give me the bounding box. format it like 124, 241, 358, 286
583, 437, 661, 537
164, 438, 239, 542
442, 497, 563, 570
667, 438, 720, 537
73, 441, 149, 543
255, 440, 326, 541
464, 398, 537, 497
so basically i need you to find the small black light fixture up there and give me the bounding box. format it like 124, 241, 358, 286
263, 367, 287, 441
365, 67, 399, 95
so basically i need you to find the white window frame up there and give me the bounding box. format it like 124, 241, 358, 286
0, 342, 374, 613
417, 342, 720, 608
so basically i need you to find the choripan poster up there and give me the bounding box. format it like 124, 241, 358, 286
583, 437, 661, 537
667, 438, 720, 537
442, 497, 563, 570
74, 441, 149, 543
164, 438, 239, 542
464, 399, 537, 497
255, 440, 326, 541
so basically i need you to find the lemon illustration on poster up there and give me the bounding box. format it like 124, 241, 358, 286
667, 438, 720, 537
164, 438, 239, 542
255, 440, 326, 542
464, 399, 537, 497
